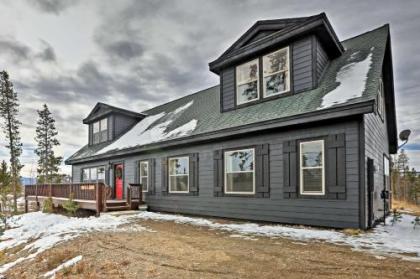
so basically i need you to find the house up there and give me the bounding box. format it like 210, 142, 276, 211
65, 13, 397, 229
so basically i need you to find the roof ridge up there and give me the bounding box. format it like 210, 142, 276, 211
141, 84, 219, 114
341, 24, 389, 43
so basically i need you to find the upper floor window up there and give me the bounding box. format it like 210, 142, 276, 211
236, 59, 259, 105
93, 118, 108, 144
299, 140, 325, 195
377, 78, 385, 119
82, 166, 105, 182
169, 156, 189, 193
224, 148, 255, 194
263, 47, 290, 97
139, 161, 149, 192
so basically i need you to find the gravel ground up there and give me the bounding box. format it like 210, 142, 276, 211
5, 218, 420, 279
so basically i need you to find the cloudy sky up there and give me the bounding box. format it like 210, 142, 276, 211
0, 0, 419, 178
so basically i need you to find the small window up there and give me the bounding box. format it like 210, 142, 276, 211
168, 157, 189, 193
236, 59, 259, 105
377, 78, 385, 119
224, 148, 255, 194
300, 140, 325, 195
139, 161, 149, 192
92, 118, 108, 144
82, 166, 106, 182
263, 47, 290, 97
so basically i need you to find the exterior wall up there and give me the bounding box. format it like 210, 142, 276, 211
364, 107, 390, 225
113, 114, 138, 139
315, 38, 329, 81
292, 36, 313, 93
72, 120, 361, 228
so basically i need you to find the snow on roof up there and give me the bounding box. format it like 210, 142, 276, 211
96, 101, 197, 155
319, 47, 375, 109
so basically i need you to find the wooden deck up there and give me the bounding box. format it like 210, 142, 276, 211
24, 182, 144, 215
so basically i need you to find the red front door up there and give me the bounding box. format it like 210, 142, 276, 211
115, 164, 123, 200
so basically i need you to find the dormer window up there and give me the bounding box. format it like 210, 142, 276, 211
236, 59, 259, 105
263, 47, 290, 97
235, 46, 290, 106
93, 118, 108, 144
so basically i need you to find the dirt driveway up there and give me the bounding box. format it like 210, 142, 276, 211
6, 218, 420, 278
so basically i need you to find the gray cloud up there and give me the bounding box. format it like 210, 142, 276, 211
27, 0, 80, 15
37, 41, 56, 62
0, 37, 31, 64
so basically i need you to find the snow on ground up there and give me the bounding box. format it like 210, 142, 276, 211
43, 255, 82, 278
97, 100, 197, 155
0, 211, 419, 275
319, 47, 374, 109
136, 212, 420, 261
0, 212, 141, 274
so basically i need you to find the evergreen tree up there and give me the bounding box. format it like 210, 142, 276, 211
0, 160, 12, 230
34, 104, 62, 183
0, 71, 23, 212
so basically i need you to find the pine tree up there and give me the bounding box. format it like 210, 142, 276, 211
0, 160, 12, 230
34, 104, 62, 183
0, 71, 23, 212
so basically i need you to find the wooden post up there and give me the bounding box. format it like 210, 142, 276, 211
24, 196, 28, 213
49, 183, 52, 197
95, 182, 101, 216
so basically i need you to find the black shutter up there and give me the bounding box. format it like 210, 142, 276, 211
213, 150, 224, 197
134, 161, 139, 184
189, 153, 199, 195
326, 134, 346, 199
148, 158, 156, 195
161, 157, 168, 195
283, 140, 297, 199
256, 144, 270, 198
88, 124, 93, 145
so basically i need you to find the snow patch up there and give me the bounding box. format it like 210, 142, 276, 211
43, 255, 82, 278
319, 48, 374, 109
136, 212, 420, 261
0, 212, 141, 274
97, 101, 197, 154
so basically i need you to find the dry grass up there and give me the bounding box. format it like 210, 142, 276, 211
393, 200, 420, 216
42, 249, 76, 270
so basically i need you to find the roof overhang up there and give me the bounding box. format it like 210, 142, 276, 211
83, 102, 146, 124
66, 100, 374, 165
209, 13, 344, 75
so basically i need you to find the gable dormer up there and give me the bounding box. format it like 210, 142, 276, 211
209, 13, 344, 112
83, 103, 146, 145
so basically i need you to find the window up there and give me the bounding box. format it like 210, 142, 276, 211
263, 47, 290, 97
377, 78, 385, 119
139, 161, 149, 192
224, 148, 255, 194
300, 140, 325, 195
82, 166, 106, 182
93, 118, 108, 144
168, 157, 189, 193
236, 59, 259, 105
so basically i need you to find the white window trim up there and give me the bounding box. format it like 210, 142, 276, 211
139, 161, 149, 192
299, 140, 325, 196
224, 148, 256, 195
82, 166, 105, 182
168, 156, 190, 193
93, 118, 108, 143
262, 46, 290, 98
236, 59, 260, 105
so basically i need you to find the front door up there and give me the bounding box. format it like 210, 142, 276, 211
114, 164, 124, 200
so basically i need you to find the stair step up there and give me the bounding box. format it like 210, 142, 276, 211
106, 205, 130, 211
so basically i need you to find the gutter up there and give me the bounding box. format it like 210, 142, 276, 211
66, 100, 375, 165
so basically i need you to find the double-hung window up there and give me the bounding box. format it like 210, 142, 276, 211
300, 140, 325, 195
169, 157, 189, 193
82, 166, 106, 182
139, 161, 149, 192
236, 59, 259, 105
224, 148, 255, 194
93, 118, 108, 144
263, 47, 290, 97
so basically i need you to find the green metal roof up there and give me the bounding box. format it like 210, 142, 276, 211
66, 25, 389, 164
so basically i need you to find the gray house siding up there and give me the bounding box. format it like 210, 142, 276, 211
363, 107, 389, 226
315, 38, 329, 81
292, 37, 313, 93
72, 120, 361, 228
113, 114, 139, 140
